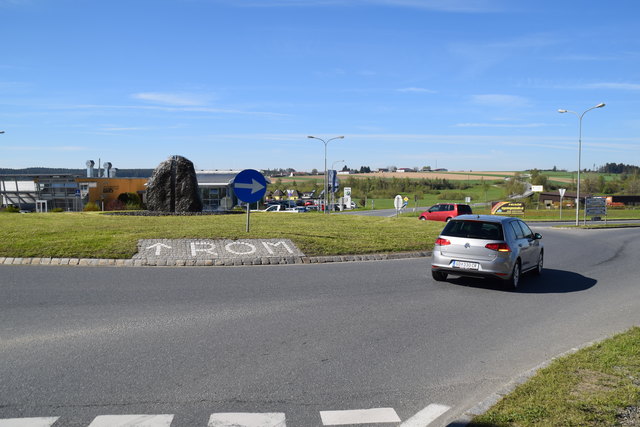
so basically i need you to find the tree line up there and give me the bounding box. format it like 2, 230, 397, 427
597, 163, 640, 175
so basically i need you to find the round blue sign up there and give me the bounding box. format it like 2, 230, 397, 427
233, 169, 267, 204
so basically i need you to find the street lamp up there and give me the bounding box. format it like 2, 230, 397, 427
332, 159, 345, 170
558, 103, 605, 225
308, 135, 344, 214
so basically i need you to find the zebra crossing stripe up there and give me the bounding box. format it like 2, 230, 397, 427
87, 414, 174, 426
208, 413, 286, 426
319, 408, 401, 425
400, 404, 450, 426
0, 418, 59, 427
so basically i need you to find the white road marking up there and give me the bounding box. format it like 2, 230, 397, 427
208, 412, 286, 426
400, 404, 451, 427
320, 408, 401, 425
0, 418, 59, 427
87, 414, 174, 426
146, 243, 172, 255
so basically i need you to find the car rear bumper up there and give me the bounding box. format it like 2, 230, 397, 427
431, 253, 513, 279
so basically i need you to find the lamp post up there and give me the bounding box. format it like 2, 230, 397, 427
558, 103, 605, 225
308, 135, 344, 214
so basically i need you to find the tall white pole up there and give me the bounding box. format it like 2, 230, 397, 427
308, 136, 344, 214
558, 103, 605, 226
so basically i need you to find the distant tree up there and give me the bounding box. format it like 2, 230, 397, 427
581, 174, 601, 194
623, 174, 640, 194
529, 169, 549, 187
311, 168, 318, 175
504, 173, 526, 197
599, 162, 640, 174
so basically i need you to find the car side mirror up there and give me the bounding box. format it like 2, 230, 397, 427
534, 233, 542, 240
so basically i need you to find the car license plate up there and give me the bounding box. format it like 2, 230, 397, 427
452, 260, 479, 270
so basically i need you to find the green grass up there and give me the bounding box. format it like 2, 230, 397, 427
471, 327, 640, 427
0, 211, 444, 259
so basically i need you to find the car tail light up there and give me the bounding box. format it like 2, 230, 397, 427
485, 242, 511, 252
435, 238, 451, 246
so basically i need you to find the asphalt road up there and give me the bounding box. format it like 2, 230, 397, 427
2, 226, 640, 426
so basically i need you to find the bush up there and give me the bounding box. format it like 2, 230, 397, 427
51, 208, 64, 213
3, 205, 20, 213
83, 202, 100, 212
437, 191, 467, 201
117, 192, 142, 210
105, 199, 126, 211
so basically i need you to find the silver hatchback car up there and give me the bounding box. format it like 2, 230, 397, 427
431, 215, 543, 289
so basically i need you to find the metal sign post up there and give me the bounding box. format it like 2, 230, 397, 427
585, 196, 607, 225
233, 169, 268, 233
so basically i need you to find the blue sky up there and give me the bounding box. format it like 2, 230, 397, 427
1, 0, 639, 172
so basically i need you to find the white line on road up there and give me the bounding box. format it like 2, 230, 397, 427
208, 413, 286, 426
0, 418, 59, 427
320, 408, 401, 425
87, 414, 174, 426
400, 404, 451, 427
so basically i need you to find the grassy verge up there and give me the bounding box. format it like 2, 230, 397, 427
471, 327, 640, 427
0, 211, 444, 259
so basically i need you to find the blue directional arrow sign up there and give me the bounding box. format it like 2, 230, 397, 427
233, 169, 267, 204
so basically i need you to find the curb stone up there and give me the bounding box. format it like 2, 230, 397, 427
0, 251, 431, 267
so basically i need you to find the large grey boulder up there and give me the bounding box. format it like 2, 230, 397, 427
146, 155, 203, 213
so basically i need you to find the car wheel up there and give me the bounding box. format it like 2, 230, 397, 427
506, 261, 521, 290
432, 270, 448, 282
445, 217, 452, 222
533, 251, 543, 276
419, 216, 426, 221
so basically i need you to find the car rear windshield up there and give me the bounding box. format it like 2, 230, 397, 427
457, 205, 472, 214
441, 220, 504, 240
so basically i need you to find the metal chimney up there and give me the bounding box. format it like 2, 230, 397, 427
86, 160, 95, 178
104, 162, 112, 178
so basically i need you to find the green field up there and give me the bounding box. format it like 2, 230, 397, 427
0, 211, 444, 259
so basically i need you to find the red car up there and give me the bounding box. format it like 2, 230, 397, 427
419, 203, 472, 222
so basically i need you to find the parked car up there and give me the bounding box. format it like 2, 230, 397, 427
419, 203, 472, 222
431, 215, 543, 289
258, 204, 307, 213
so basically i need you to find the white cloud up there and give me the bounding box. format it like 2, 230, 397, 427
131, 92, 213, 106
470, 94, 530, 108
584, 82, 640, 90
59, 103, 288, 118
